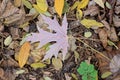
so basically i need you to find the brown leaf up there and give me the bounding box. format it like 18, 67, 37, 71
101, 20, 110, 30
0, 2, 19, 19
83, 5, 99, 16
0, 0, 9, 15
109, 27, 119, 42
113, 15, 120, 27
99, 29, 108, 48
18, 42, 31, 68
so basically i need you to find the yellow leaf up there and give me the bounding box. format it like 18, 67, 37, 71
76, 9, 83, 19
77, 0, 89, 9
33, 0, 48, 13
14, 0, 22, 7
52, 58, 62, 70
22, 0, 32, 9
18, 42, 31, 68
70, 1, 80, 11
80, 18, 104, 28
30, 62, 46, 69
54, 0, 64, 17
94, 0, 104, 8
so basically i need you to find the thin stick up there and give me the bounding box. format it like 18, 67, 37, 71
76, 38, 111, 61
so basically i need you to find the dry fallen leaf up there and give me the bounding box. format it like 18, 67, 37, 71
94, 0, 104, 8
14, 0, 21, 7
30, 62, 46, 69
4, 35, 12, 46
77, 0, 89, 9
18, 42, 31, 68
83, 5, 99, 16
80, 18, 104, 28
110, 54, 120, 73
109, 27, 119, 42
99, 29, 108, 48
52, 58, 63, 70
33, 0, 48, 13
54, 0, 64, 17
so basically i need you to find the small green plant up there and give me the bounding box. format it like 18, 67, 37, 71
77, 61, 98, 80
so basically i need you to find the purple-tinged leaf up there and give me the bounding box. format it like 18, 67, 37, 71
26, 14, 69, 60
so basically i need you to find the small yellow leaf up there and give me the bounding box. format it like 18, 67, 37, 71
76, 9, 83, 19
54, 0, 64, 17
94, 0, 104, 8
33, 0, 48, 13
22, 0, 32, 9
101, 71, 112, 79
4, 35, 12, 46
30, 62, 46, 69
77, 0, 89, 9
52, 58, 62, 70
18, 42, 31, 68
70, 1, 80, 11
84, 31, 92, 38
14, 0, 22, 7
80, 18, 104, 28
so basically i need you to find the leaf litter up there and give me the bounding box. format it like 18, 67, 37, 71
0, 0, 120, 80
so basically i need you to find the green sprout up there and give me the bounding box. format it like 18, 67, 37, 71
77, 61, 98, 80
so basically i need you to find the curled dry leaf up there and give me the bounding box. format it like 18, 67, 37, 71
98, 29, 108, 48
101, 20, 110, 30
18, 42, 31, 68
113, 15, 120, 27
109, 27, 119, 42
0, 2, 19, 18
110, 54, 120, 73
83, 5, 99, 16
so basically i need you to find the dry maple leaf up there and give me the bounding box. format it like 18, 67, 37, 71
27, 14, 69, 60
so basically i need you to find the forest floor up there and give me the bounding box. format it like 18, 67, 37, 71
0, 0, 120, 80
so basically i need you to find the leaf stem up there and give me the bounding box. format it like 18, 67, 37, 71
76, 38, 111, 61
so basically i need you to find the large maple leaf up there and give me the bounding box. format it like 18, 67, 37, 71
26, 14, 69, 60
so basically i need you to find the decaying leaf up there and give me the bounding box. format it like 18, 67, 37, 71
22, 0, 32, 9
54, 0, 64, 17
94, 0, 104, 8
113, 15, 120, 27
0, 2, 19, 19
109, 27, 119, 42
4, 35, 12, 46
80, 18, 104, 28
110, 54, 120, 73
84, 31, 92, 38
76, 9, 83, 19
101, 71, 112, 79
83, 5, 99, 16
27, 14, 69, 60
14, 0, 21, 7
30, 62, 46, 69
68, 36, 77, 52
98, 29, 108, 48
18, 42, 31, 68
107, 40, 118, 49
52, 58, 62, 70
33, 0, 48, 13
105, 1, 112, 9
